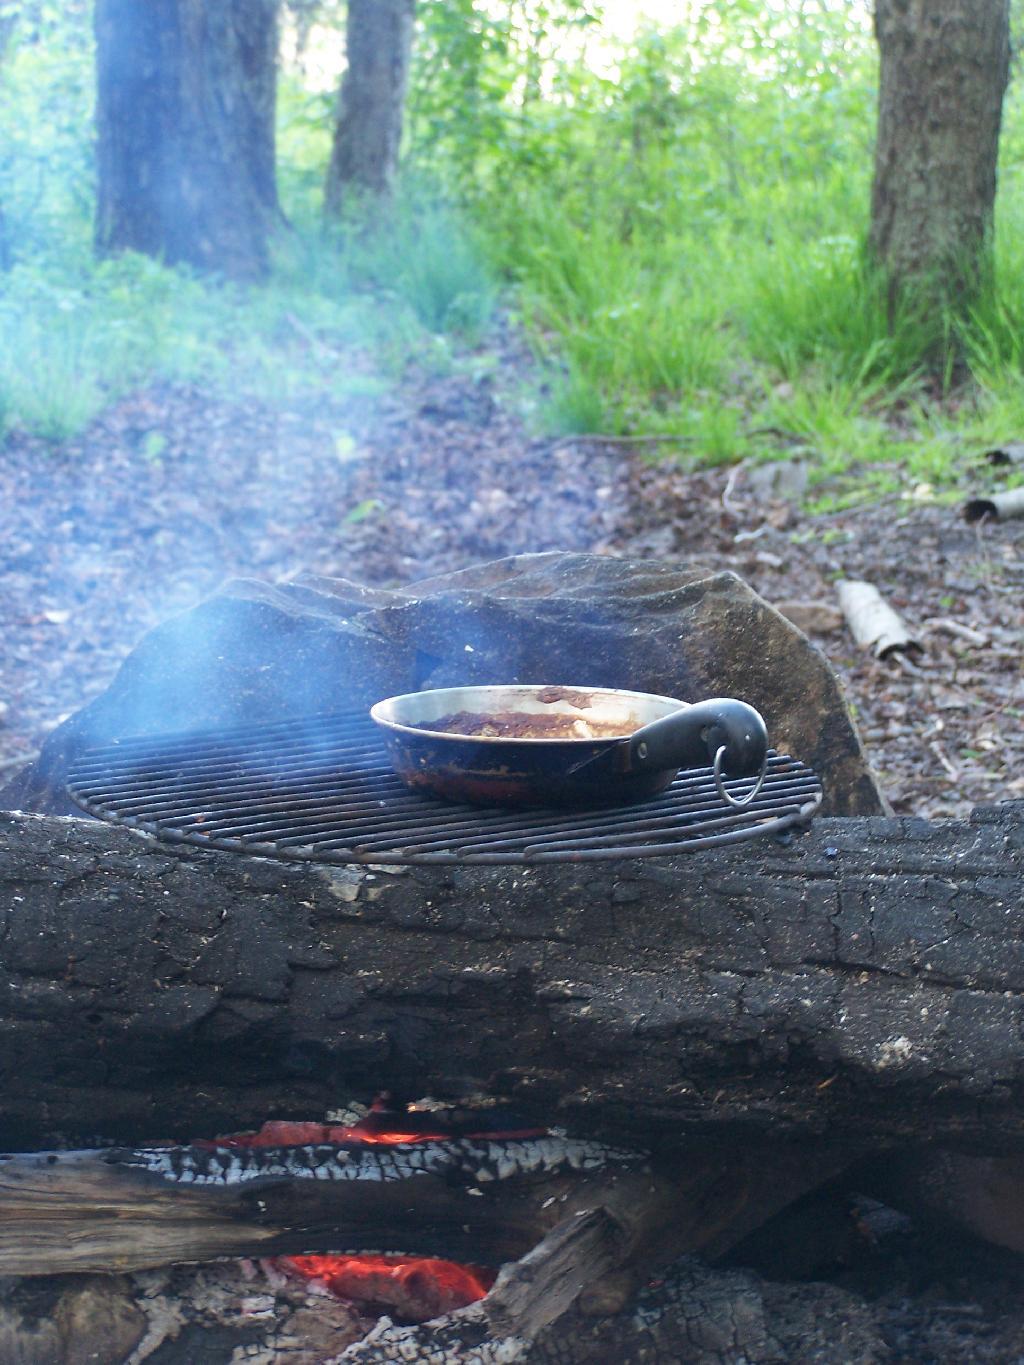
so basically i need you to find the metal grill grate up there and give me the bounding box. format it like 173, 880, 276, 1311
66, 710, 823, 866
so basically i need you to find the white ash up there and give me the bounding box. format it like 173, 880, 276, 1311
327, 1304, 528, 1364
122, 1261, 372, 1364
326, 1102, 372, 1125
117, 1136, 643, 1188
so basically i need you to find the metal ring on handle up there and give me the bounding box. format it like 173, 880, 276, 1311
713, 744, 768, 808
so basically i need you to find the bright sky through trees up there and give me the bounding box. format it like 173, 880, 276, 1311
601, 0, 872, 36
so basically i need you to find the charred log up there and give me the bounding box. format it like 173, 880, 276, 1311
4, 1237, 1023, 1365
0, 1128, 869, 1363
0, 1130, 854, 1281
0, 1136, 642, 1276
0, 805, 1021, 1152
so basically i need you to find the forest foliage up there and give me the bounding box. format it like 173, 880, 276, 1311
3, 0, 1024, 503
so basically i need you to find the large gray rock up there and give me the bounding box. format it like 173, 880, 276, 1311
2, 577, 418, 816
3, 552, 885, 818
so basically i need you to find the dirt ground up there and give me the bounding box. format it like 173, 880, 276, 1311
1, 342, 1021, 819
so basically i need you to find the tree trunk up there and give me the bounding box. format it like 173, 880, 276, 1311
324, 0, 415, 216
94, 0, 281, 280
870, 0, 1010, 310
0, 805, 1022, 1152
0, 10, 16, 271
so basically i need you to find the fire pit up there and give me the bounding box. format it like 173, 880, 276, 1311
3, 555, 1022, 1362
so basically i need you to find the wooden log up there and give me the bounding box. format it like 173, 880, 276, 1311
866, 1147, 1024, 1256
0, 1137, 638, 1276
836, 579, 921, 658
964, 487, 1024, 522
483, 1208, 623, 1339
335, 1211, 631, 1365
0, 1132, 856, 1279
0, 807, 1022, 1152
983, 441, 1024, 466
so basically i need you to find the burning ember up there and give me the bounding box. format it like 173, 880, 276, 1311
280, 1253, 495, 1318
0, 1095, 645, 1355
196, 1094, 550, 1152
188, 1097, 550, 1322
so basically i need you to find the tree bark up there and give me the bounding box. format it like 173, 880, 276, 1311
0, 805, 1022, 1152
324, 0, 415, 216
0, 9, 16, 271
870, 0, 1010, 310
94, 0, 281, 279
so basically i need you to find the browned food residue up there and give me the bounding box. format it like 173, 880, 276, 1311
536, 686, 598, 708
413, 710, 640, 740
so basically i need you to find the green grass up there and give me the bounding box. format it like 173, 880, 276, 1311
541, 363, 609, 435
0, 201, 495, 440
329, 195, 496, 339
3, 0, 1024, 513
484, 142, 1021, 494
450, 10, 1024, 501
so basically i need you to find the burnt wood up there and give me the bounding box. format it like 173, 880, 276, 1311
0, 1135, 851, 1281
3, 1236, 1020, 1365
0, 1139, 643, 1276
0, 806, 1021, 1152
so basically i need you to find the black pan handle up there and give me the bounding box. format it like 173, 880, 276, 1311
626, 698, 768, 776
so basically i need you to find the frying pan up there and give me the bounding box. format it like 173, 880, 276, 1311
370, 684, 769, 808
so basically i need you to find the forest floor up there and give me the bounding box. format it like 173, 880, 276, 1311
1, 327, 1021, 820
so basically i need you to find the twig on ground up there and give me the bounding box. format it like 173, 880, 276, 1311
734, 525, 771, 543
744, 425, 807, 443
811, 493, 902, 524
922, 618, 989, 648
894, 651, 926, 677
721, 460, 748, 515
929, 740, 961, 782
550, 427, 805, 458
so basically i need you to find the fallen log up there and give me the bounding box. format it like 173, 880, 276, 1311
0, 1126, 865, 1360
3, 1231, 1017, 1365
0, 805, 1022, 1151
0, 1130, 856, 1279
0, 1136, 643, 1276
